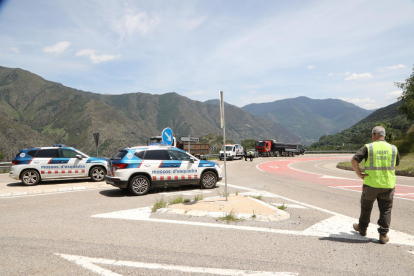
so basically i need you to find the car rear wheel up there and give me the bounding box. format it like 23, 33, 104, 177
21, 170, 40, 186
200, 171, 217, 189
90, 166, 106, 182
128, 175, 150, 196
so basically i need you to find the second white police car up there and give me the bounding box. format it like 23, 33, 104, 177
9, 144, 108, 185
105, 144, 222, 196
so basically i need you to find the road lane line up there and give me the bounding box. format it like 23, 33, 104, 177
56, 253, 298, 275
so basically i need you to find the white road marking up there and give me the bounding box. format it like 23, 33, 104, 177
259, 160, 414, 202
270, 203, 308, 209
238, 190, 285, 198
331, 185, 361, 188
56, 253, 298, 275
319, 175, 359, 181
287, 160, 350, 178
158, 190, 212, 196
92, 184, 414, 246
0, 187, 111, 199
256, 162, 267, 172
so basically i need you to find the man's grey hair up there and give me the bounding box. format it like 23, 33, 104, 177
372, 126, 386, 137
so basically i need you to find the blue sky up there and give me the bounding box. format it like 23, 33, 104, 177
1, 0, 413, 109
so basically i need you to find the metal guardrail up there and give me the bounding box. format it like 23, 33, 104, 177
0, 162, 12, 173
305, 151, 356, 153
198, 154, 219, 160
198, 152, 355, 159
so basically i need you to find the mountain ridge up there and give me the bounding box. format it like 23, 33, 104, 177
240, 96, 374, 143
0, 66, 301, 160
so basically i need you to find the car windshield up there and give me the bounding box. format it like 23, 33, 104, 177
221, 146, 234, 151
256, 142, 266, 146
112, 150, 127, 160
74, 149, 89, 158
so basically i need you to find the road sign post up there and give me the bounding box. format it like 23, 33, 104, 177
219, 91, 227, 201
93, 133, 100, 157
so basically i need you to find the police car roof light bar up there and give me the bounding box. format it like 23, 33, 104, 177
54, 144, 66, 147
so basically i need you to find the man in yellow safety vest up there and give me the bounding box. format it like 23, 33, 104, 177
351, 126, 400, 244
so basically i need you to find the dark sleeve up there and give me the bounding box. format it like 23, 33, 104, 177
396, 150, 400, 166
352, 145, 368, 163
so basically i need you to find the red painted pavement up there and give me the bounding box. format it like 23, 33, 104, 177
258, 157, 414, 201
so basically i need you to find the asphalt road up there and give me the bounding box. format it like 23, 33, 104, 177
1, 154, 413, 275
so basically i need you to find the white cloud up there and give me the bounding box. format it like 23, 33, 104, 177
327, 73, 334, 77
43, 41, 71, 55
7, 47, 20, 53
377, 64, 407, 72
308, 65, 315, 69
113, 10, 160, 41
76, 49, 120, 64
249, 90, 260, 94
385, 90, 402, 99
345, 73, 373, 80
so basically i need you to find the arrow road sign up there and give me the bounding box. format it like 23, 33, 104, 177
162, 128, 173, 146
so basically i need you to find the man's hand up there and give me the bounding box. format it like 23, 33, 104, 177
351, 158, 366, 180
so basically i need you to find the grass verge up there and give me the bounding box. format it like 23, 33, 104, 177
151, 197, 167, 212
338, 152, 414, 173
278, 204, 287, 210
219, 210, 241, 223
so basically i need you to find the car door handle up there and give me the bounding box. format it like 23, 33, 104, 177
144, 164, 150, 167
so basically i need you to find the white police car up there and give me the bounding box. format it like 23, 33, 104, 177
9, 144, 109, 185
105, 144, 222, 196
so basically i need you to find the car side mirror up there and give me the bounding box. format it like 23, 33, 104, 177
76, 154, 83, 159
190, 157, 195, 163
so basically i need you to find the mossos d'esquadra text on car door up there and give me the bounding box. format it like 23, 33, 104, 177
105, 144, 223, 196
9, 144, 109, 185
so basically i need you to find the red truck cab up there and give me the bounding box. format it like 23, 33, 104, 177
255, 140, 270, 156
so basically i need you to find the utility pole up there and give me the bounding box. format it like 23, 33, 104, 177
220, 91, 227, 201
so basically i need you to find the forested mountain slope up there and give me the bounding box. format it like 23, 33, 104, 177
242, 96, 373, 143
0, 66, 300, 160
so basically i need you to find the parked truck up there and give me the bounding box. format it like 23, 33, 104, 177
179, 142, 210, 159
255, 140, 302, 157
148, 135, 209, 159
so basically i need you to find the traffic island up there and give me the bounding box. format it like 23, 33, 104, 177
155, 195, 290, 222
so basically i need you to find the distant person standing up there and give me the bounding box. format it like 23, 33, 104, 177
244, 150, 248, 161
351, 126, 400, 244
249, 150, 254, 161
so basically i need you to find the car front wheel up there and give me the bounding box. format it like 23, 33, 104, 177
21, 170, 40, 186
128, 175, 150, 196
200, 171, 217, 189
90, 166, 106, 182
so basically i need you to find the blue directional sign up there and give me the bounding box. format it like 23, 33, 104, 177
162, 128, 174, 146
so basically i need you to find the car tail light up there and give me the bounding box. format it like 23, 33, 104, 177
12, 161, 19, 165
112, 163, 128, 169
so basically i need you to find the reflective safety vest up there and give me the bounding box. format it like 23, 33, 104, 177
249, 151, 253, 156
363, 141, 397, 189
